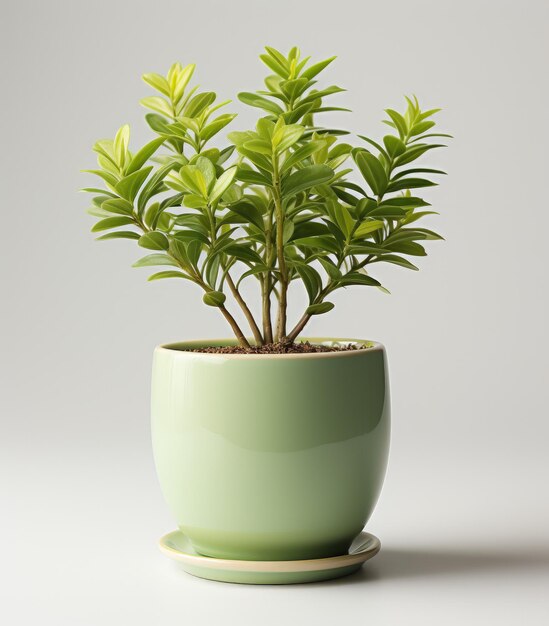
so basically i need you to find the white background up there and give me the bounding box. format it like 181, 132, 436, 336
1, 0, 548, 623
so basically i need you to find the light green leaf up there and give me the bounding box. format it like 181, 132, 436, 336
132, 254, 177, 268
384, 109, 408, 139
101, 198, 134, 215
354, 151, 388, 196
243, 139, 273, 155
370, 254, 419, 270
200, 114, 237, 142
238, 92, 284, 115
148, 271, 188, 281
383, 135, 406, 158
301, 56, 336, 80
126, 137, 165, 175
183, 92, 216, 117
96, 231, 140, 241
91, 216, 134, 232
275, 124, 305, 153
114, 125, 130, 168
210, 167, 237, 205
353, 220, 384, 238
142, 73, 171, 96
282, 164, 333, 196
115, 166, 153, 202
140, 96, 173, 117
172, 64, 195, 103
282, 141, 324, 172
138, 231, 169, 250
196, 156, 216, 192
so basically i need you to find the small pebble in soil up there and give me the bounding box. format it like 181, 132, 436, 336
187, 341, 371, 355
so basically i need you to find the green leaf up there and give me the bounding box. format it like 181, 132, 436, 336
183, 92, 216, 117
96, 231, 140, 241
295, 264, 322, 303
133, 254, 177, 268
274, 124, 305, 152
101, 198, 134, 215
339, 272, 381, 287
293, 235, 340, 254
224, 244, 263, 265
145, 113, 172, 135
384, 109, 408, 139
114, 125, 130, 167
200, 114, 237, 142
236, 167, 272, 187
318, 257, 342, 280
306, 302, 335, 315
392, 167, 446, 180
353, 220, 384, 238
82, 169, 119, 187
260, 54, 289, 78
196, 156, 216, 192
280, 78, 309, 101
148, 271, 188, 281
126, 137, 165, 175
282, 164, 333, 196
224, 200, 264, 230
370, 254, 419, 270
354, 151, 388, 196
140, 96, 173, 117
173, 230, 210, 245
138, 231, 169, 250
180, 165, 208, 198
203, 291, 226, 307
172, 64, 196, 102
394, 144, 446, 167
386, 177, 437, 192
410, 120, 435, 137
142, 73, 171, 96
386, 241, 427, 256
301, 56, 336, 80
243, 139, 273, 155
210, 167, 237, 204
357, 136, 389, 160
115, 166, 153, 202
91, 216, 134, 232
383, 135, 406, 158
238, 92, 284, 115
281, 141, 324, 172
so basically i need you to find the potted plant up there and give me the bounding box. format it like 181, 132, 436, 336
83, 46, 449, 583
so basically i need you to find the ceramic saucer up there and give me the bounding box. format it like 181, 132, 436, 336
159, 530, 380, 584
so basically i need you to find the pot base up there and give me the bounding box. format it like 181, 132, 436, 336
159, 530, 380, 585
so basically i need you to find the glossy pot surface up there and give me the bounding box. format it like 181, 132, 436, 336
151, 338, 390, 560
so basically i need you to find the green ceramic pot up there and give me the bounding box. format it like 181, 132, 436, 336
151, 337, 390, 561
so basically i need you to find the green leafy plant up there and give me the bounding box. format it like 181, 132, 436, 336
82, 46, 450, 348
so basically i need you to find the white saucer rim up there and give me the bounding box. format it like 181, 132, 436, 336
159, 530, 381, 573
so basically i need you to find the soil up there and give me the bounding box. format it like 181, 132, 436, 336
188, 341, 370, 355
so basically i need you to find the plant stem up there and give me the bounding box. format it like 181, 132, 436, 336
261, 277, 274, 344
226, 273, 264, 345
272, 157, 288, 342
262, 205, 274, 343
286, 312, 310, 343
218, 304, 251, 349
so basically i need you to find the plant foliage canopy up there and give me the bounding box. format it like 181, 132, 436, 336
82, 47, 450, 348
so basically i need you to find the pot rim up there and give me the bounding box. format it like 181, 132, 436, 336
155, 337, 384, 359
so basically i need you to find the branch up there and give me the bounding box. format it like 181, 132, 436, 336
226, 273, 264, 345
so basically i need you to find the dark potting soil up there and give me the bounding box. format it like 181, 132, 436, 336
188, 341, 371, 355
